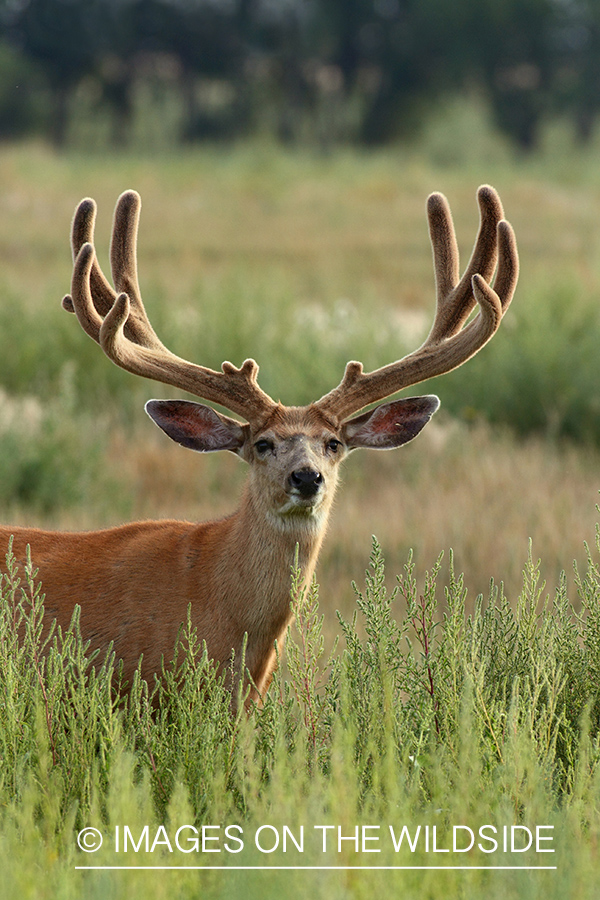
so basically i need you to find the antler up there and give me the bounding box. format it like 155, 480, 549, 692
62, 190, 277, 422
315, 185, 519, 422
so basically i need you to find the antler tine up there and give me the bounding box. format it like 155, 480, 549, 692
65, 191, 277, 422
490, 218, 519, 313
62, 196, 117, 318
315, 186, 518, 422
427, 184, 503, 341
68, 242, 104, 342
108, 191, 166, 350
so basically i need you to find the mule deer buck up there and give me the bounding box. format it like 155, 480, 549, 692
1, 185, 518, 705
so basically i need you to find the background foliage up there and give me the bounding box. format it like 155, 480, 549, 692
0, 0, 599, 151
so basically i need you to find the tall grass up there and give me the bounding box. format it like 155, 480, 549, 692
0, 534, 599, 898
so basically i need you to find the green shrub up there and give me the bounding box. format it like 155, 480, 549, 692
0, 534, 599, 896
0, 383, 119, 514
0, 294, 146, 417
431, 276, 600, 443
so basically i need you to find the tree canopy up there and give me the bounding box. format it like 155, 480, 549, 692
0, 0, 596, 148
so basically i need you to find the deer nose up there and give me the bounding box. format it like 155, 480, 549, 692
289, 468, 323, 497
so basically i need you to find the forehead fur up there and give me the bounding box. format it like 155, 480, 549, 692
253, 403, 339, 437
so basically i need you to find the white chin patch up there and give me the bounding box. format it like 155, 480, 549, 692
268, 494, 325, 530
284, 492, 322, 513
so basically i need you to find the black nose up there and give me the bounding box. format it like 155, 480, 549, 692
289, 468, 323, 497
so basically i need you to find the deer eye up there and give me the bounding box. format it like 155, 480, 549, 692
255, 439, 274, 455
326, 438, 342, 454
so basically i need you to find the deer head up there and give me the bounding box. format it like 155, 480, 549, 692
62, 186, 518, 536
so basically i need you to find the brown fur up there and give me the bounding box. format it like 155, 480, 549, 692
0, 409, 341, 705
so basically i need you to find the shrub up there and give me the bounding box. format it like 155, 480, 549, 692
0, 384, 116, 513
0, 295, 146, 417
0, 535, 599, 896
432, 275, 600, 443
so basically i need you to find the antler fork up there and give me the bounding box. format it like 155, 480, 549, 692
314, 185, 518, 421
62, 190, 277, 422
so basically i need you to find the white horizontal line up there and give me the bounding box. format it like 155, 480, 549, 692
75, 865, 557, 871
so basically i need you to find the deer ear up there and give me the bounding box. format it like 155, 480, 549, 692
341, 396, 440, 450
145, 400, 247, 453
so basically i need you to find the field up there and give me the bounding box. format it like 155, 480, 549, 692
3, 131, 600, 610
1, 121, 600, 897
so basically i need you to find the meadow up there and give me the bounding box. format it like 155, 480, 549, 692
1, 112, 600, 897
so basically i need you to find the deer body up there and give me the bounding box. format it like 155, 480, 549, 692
2, 405, 342, 696
3, 509, 319, 698
0, 186, 518, 703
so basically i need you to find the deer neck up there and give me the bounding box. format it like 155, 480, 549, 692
215, 480, 333, 633
239, 479, 330, 576
211, 481, 332, 695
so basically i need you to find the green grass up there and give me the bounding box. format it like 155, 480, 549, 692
0, 536, 599, 898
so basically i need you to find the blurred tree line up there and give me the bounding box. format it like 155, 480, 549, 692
0, 0, 598, 149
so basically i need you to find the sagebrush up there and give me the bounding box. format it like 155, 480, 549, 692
0, 534, 599, 898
